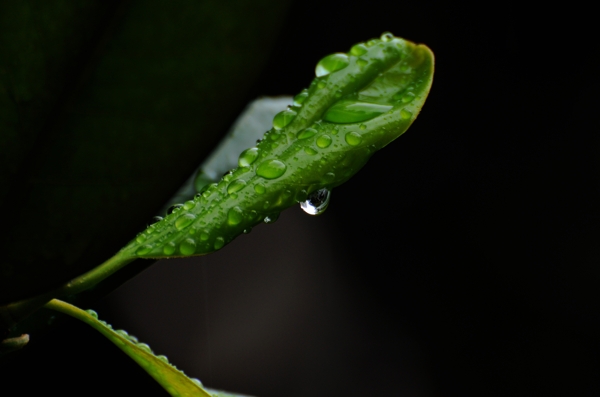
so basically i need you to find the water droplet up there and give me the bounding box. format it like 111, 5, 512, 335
167, 204, 183, 215
297, 128, 317, 140
136, 244, 153, 256
227, 179, 246, 194
366, 39, 378, 47
183, 200, 195, 210
227, 206, 244, 226
200, 231, 209, 241
222, 172, 233, 182
315, 53, 350, 77
357, 58, 368, 67
137, 343, 153, 354
175, 213, 196, 230
191, 378, 203, 387
179, 238, 196, 256
293, 90, 309, 106
214, 237, 225, 250
128, 335, 139, 343
300, 188, 331, 215
304, 147, 317, 155
359, 124, 367, 130
331, 129, 338, 135
316, 134, 332, 148
317, 80, 326, 89
86, 310, 98, 319
401, 92, 415, 103
324, 172, 335, 182
163, 242, 176, 255
345, 131, 363, 146
350, 43, 368, 56
324, 100, 392, 123
116, 329, 129, 338
150, 216, 163, 225
380, 32, 394, 42
157, 355, 169, 363
400, 109, 412, 120
254, 183, 266, 194
136, 234, 147, 244
257, 159, 286, 179
264, 213, 280, 224
243, 227, 252, 234
273, 109, 297, 129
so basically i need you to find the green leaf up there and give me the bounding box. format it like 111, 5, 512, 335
120, 32, 434, 260
44, 299, 212, 397
0, 0, 291, 305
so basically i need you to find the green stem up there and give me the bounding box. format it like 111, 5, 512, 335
1, 251, 135, 327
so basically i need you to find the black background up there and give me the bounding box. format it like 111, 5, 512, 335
3, 1, 600, 396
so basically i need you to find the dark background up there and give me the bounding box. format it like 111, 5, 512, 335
3, 1, 600, 396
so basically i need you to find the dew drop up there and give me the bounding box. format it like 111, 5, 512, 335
304, 147, 317, 155
317, 80, 326, 89
163, 242, 176, 255
136, 244, 153, 256
297, 128, 317, 140
380, 32, 394, 42
200, 231, 209, 241
256, 159, 286, 179
227, 179, 246, 194
116, 329, 129, 338
264, 213, 280, 224
128, 335, 139, 343
136, 234, 147, 244
401, 92, 415, 103
175, 213, 196, 231
316, 134, 332, 148
191, 378, 203, 387
136, 343, 153, 354
359, 124, 367, 130
324, 100, 392, 123
273, 109, 297, 129
228, 206, 244, 226
254, 183, 266, 194
300, 188, 331, 215
345, 131, 363, 146
243, 227, 252, 234
183, 200, 195, 210
150, 216, 163, 225
315, 53, 350, 77
324, 172, 335, 182
400, 109, 413, 120
356, 58, 368, 67
157, 355, 169, 363
331, 128, 339, 135
293, 90, 309, 106
167, 204, 183, 215
86, 310, 98, 319
214, 237, 225, 250
179, 238, 196, 256
350, 43, 368, 56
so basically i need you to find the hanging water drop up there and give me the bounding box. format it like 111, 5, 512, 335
300, 188, 331, 215
315, 53, 350, 77
175, 213, 196, 230
257, 159, 286, 179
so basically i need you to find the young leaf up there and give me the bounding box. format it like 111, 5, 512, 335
44, 299, 212, 397
119, 32, 434, 260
